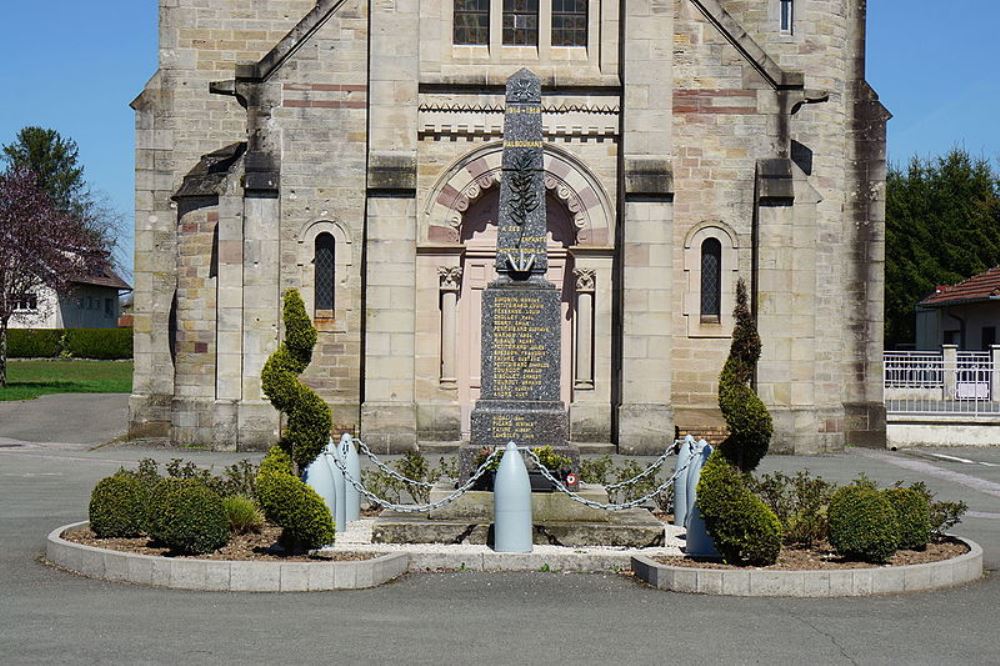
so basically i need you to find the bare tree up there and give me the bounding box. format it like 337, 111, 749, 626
0, 168, 109, 386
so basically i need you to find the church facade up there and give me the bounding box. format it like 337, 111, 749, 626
129, 0, 889, 455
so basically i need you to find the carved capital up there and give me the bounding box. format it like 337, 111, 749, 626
438, 266, 464, 292
574, 268, 597, 293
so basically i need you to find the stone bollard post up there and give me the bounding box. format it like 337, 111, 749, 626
304, 448, 337, 521
341, 435, 362, 523
673, 435, 695, 528
493, 442, 533, 553
684, 440, 720, 559
324, 436, 348, 535
943, 344, 958, 401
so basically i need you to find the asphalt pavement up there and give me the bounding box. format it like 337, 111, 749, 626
0, 395, 998, 664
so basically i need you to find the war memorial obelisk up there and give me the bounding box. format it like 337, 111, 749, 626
462, 69, 579, 481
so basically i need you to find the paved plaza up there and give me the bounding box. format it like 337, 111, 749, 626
1, 394, 998, 664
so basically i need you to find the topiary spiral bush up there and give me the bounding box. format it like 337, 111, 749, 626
148, 478, 230, 555
718, 278, 773, 474
828, 485, 900, 563
261, 289, 332, 472
256, 446, 335, 552
89, 473, 147, 538
696, 452, 782, 566
884, 487, 932, 551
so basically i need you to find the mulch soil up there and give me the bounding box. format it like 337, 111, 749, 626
654, 539, 968, 571
63, 524, 375, 563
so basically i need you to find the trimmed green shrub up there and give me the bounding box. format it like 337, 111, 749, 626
718, 279, 773, 473
6, 329, 62, 358
256, 447, 335, 551
828, 485, 900, 563
696, 452, 782, 566
89, 473, 147, 538
148, 479, 229, 555
261, 290, 331, 471
884, 487, 932, 550
63, 328, 133, 359
6, 328, 132, 359
223, 495, 265, 535
907, 481, 969, 540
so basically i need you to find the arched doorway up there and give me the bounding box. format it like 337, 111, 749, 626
456, 188, 577, 437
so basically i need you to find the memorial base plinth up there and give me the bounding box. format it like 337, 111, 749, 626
371, 511, 664, 549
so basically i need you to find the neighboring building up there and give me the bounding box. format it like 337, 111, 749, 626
129, 0, 889, 454
9, 270, 132, 330
916, 267, 1000, 352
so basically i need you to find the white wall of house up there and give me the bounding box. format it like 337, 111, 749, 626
8, 284, 123, 330
916, 302, 1000, 351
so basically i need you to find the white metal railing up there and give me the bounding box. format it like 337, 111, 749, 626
884, 348, 1000, 418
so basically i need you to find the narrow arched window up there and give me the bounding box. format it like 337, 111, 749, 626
701, 238, 722, 321
314, 233, 335, 318
780, 0, 794, 33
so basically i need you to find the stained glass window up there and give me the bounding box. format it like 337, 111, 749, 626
503, 0, 539, 46
701, 238, 722, 321
552, 0, 587, 47
455, 0, 490, 45
315, 233, 335, 315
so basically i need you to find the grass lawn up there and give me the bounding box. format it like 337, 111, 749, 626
0, 360, 133, 402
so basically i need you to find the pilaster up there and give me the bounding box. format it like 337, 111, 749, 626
617, 0, 675, 454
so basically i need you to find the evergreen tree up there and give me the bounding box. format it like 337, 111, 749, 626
1, 127, 88, 216
885, 149, 1000, 348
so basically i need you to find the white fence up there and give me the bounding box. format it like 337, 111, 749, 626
884, 346, 1000, 418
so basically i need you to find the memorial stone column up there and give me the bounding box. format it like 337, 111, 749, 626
462, 69, 578, 485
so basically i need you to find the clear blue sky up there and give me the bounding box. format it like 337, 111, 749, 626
1, 1, 998, 276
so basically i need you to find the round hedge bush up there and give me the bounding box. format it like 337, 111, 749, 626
884, 487, 932, 550
148, 479, 229, 555
696, 452, 782, 566
828, 485, 900, 563
89, 474, 147, 538
256, 447, 335, 552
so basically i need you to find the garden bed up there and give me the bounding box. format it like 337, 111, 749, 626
631, 536, 983, 597
655, 538, 968, 571
47, 522, 409, 592
62, 524, 374, 563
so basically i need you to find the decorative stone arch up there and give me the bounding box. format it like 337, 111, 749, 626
424, 142, 614, 246
296, 219, 354, 332
683, 221, 740, 338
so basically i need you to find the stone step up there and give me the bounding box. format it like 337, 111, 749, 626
371, 509, 666, 549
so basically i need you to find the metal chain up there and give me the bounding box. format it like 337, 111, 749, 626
604, 440, 680, 492
351, 436, 679, 494
350, 436, 436, 489
524, 448, 693, 512
325, 448, 503, 514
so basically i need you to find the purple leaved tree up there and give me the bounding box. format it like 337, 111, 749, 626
0, 168, 110, 387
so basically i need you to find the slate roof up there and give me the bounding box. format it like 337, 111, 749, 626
919, 267, 1000, 307
71, 267, 132, 291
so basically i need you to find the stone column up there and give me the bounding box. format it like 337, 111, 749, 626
992, 345, 1000, 403
943, 344, 958, 400
618, 0, 675, 454
438, 267, 463, 385
574, 268, 596, 390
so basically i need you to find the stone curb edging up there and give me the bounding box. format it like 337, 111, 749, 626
631, 537, 983, 597
46, 522, 409, 592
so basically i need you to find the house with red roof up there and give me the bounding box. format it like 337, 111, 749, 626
916, 267, 1000, 351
